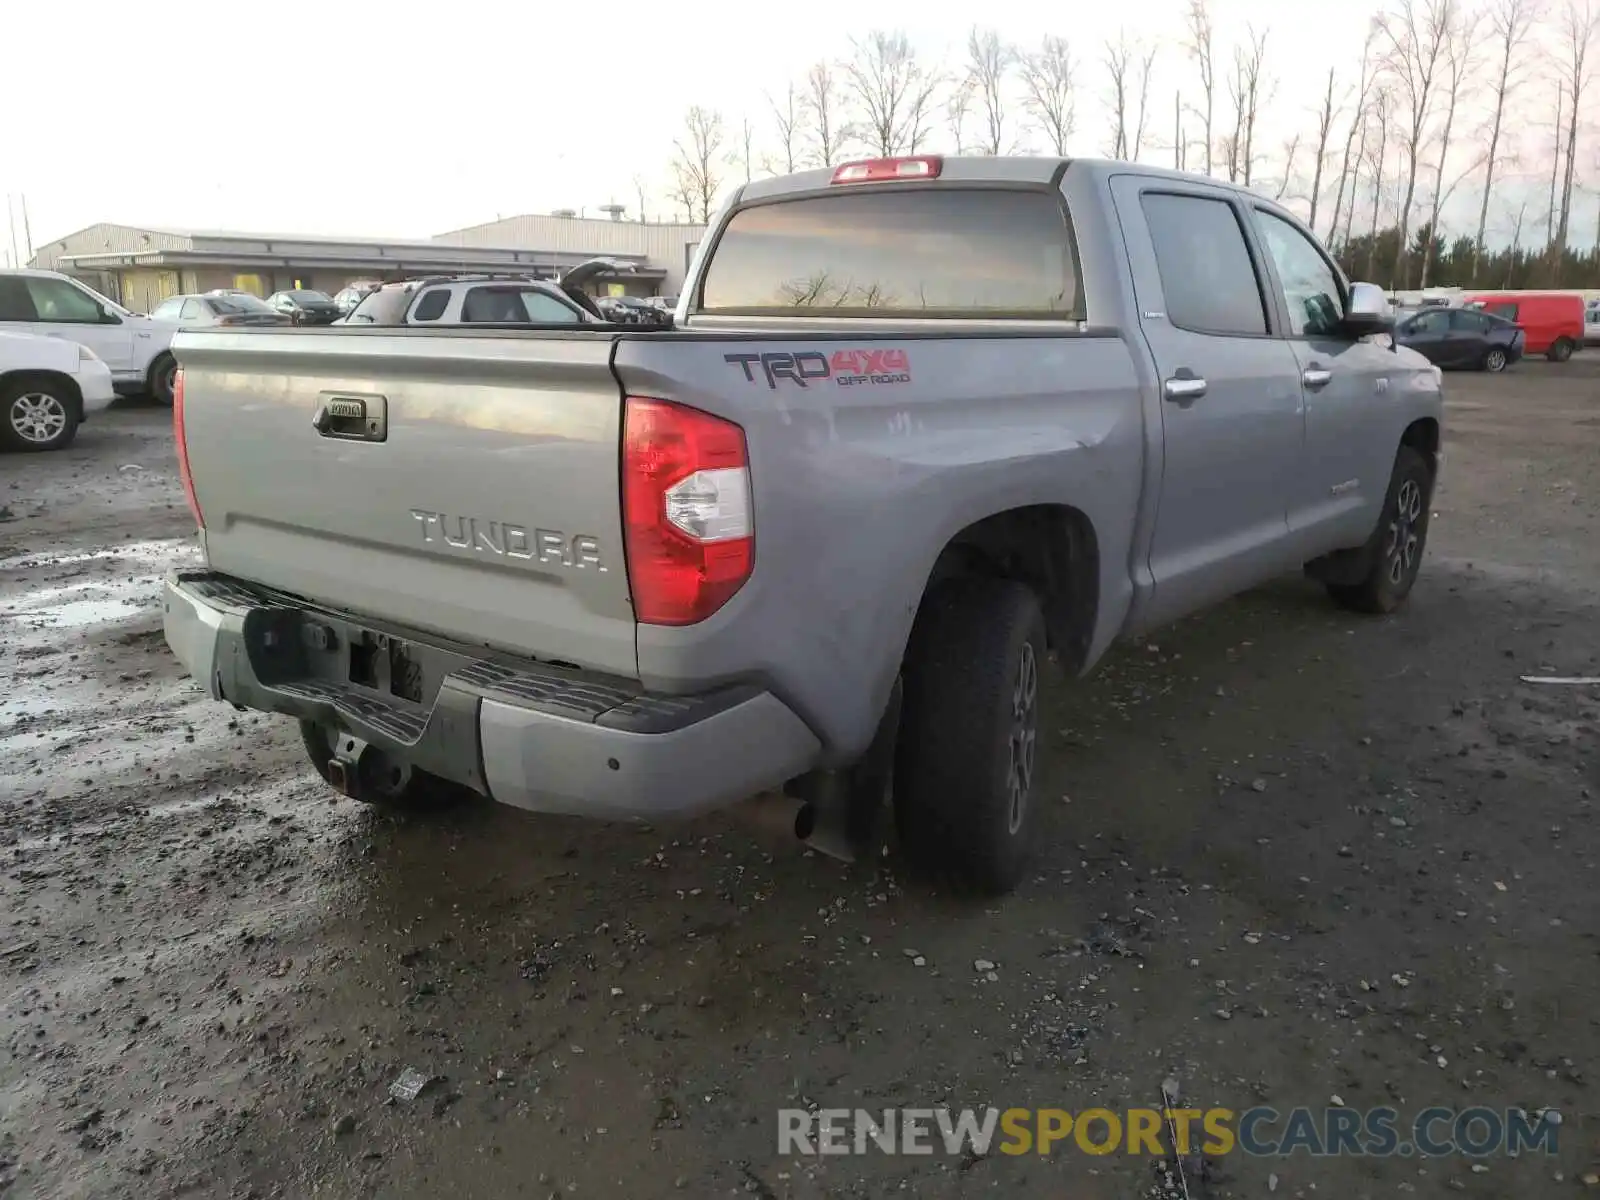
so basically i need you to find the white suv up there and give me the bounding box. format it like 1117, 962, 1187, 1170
0, 269, 181, 404
0, 330, 116, 452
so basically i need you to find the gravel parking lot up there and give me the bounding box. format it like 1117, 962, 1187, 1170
2, 361, 1598, 1199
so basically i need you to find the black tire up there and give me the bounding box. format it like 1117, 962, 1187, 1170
1327, 446, 1433, 615
148, 353, 177, 406
1547, 338, 1574, 364
893, 578, 1047, 896
298, 719, 456, 811
1482, 346, 1508, 373
1, 377, 80, 452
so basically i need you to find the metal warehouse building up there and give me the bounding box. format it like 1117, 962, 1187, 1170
30, 212, 706, 314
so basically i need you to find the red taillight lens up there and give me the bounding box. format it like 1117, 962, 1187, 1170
173, 367, 205, 530
622, 397, 753, 625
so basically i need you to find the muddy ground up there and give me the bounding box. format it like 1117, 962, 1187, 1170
2, 363, 1597, 1200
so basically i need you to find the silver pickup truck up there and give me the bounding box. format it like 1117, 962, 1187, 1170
163, 156, 1442, 895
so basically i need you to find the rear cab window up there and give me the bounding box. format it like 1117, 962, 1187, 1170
1139, 192, 1267, 336
697, 188, 1084, 319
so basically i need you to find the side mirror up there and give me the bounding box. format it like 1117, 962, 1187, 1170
1342, 282, 1392, 337
99, 306, 123, 324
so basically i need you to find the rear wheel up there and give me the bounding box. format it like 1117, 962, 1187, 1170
893, 578, 1047, 896
1, 378, 80, 452
148, 353, 177, 406
1327, 446, 1433, 615
1547, 338, 1574, 363
298, 719, 457, 811
1482, 346, 1508, 372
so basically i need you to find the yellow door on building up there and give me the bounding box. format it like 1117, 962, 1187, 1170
233, 274, 265, 297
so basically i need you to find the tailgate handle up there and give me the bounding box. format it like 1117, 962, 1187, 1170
313, 393, 388, 442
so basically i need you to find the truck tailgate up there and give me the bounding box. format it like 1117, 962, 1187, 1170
173, 329, 636, 676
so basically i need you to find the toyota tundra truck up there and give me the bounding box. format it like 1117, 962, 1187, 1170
162, 155, 1442, 895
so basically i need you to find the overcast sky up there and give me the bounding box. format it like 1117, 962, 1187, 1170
2, 0, 1593, 256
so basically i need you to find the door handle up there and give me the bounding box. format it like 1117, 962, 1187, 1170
1163, 372, 1207, 406
312, 393, 388, 442
1302, 366, 1333, 390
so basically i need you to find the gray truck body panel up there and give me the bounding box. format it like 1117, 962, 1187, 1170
164, 157, 1443, 819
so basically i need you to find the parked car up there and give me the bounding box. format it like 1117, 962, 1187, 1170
1464, 292, 1585, 361
163, 155, 1440, 896
1584, 299, 1600, 345
596, 295, 670, 325
0, 269, 181, 404
346, 276, 595, 325
151, 292, 291, 328
1393, 305, 1524, 372
342, 260, 638, 327
0, 330, 116, 451
266, 289, 341, 325
333, 281, 383, 316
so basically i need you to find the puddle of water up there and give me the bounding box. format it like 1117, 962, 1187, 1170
0, 538, 198, 574
1, 573, 163, 631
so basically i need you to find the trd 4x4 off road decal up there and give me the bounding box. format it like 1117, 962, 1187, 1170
724, 349, 913, 389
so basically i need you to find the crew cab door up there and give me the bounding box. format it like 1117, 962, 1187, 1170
1111, 176, 1306, 628
1247, 203, 1399, 549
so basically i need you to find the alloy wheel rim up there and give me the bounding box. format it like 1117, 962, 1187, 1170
1385, 478, 1424, 586
11, 392, 67, 443
1007, 641, 1038, 834
1487, 350, 1505, 370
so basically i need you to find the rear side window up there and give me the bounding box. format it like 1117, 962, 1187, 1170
1140, 192, 1267, 336
411, 289, 450, 321
1484, 301, 1518, 320
698, 188, 1084, 319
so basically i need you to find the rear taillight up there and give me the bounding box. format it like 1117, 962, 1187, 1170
173, 368, 205, 530
622, 397, 753, 625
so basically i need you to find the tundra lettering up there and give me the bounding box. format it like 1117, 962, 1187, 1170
410, 510, 607, 571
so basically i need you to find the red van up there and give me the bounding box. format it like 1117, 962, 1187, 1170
1465, 292, 1585, 361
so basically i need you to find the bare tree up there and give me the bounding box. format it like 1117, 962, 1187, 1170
966, 27, 1017, 155
729, 117, 757, 186
1376, 0, 1455, 289
1472, 0, 1538, 281
946, 78, 976, 153
1131, 42, 1160, 161
1273, 135, 1303, 202
766, 83, 806, 175
1104, 33, 1133, 159
1329, 20, 1382, 247
844, 31, 942, 157
670, 106, 725, 224
1309, 68, 1340, 232
803, 61, 849, 167
1364, 88, 1395, 280
1019, 35, 1076, 155
1550, 0, 1598, 271
1420, 4, 1480, 287
1183, 0, 1218, 174
1546, 84, 1565, 243
1224, 27, 1271, 185
632, 174, 650, 223
1504, 198, 1530, 284
1172, 91, 1186, 170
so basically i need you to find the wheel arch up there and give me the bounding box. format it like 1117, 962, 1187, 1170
1, 369, 83, 416
1400, 416, 1440, 478
915, 503, 1101, 675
